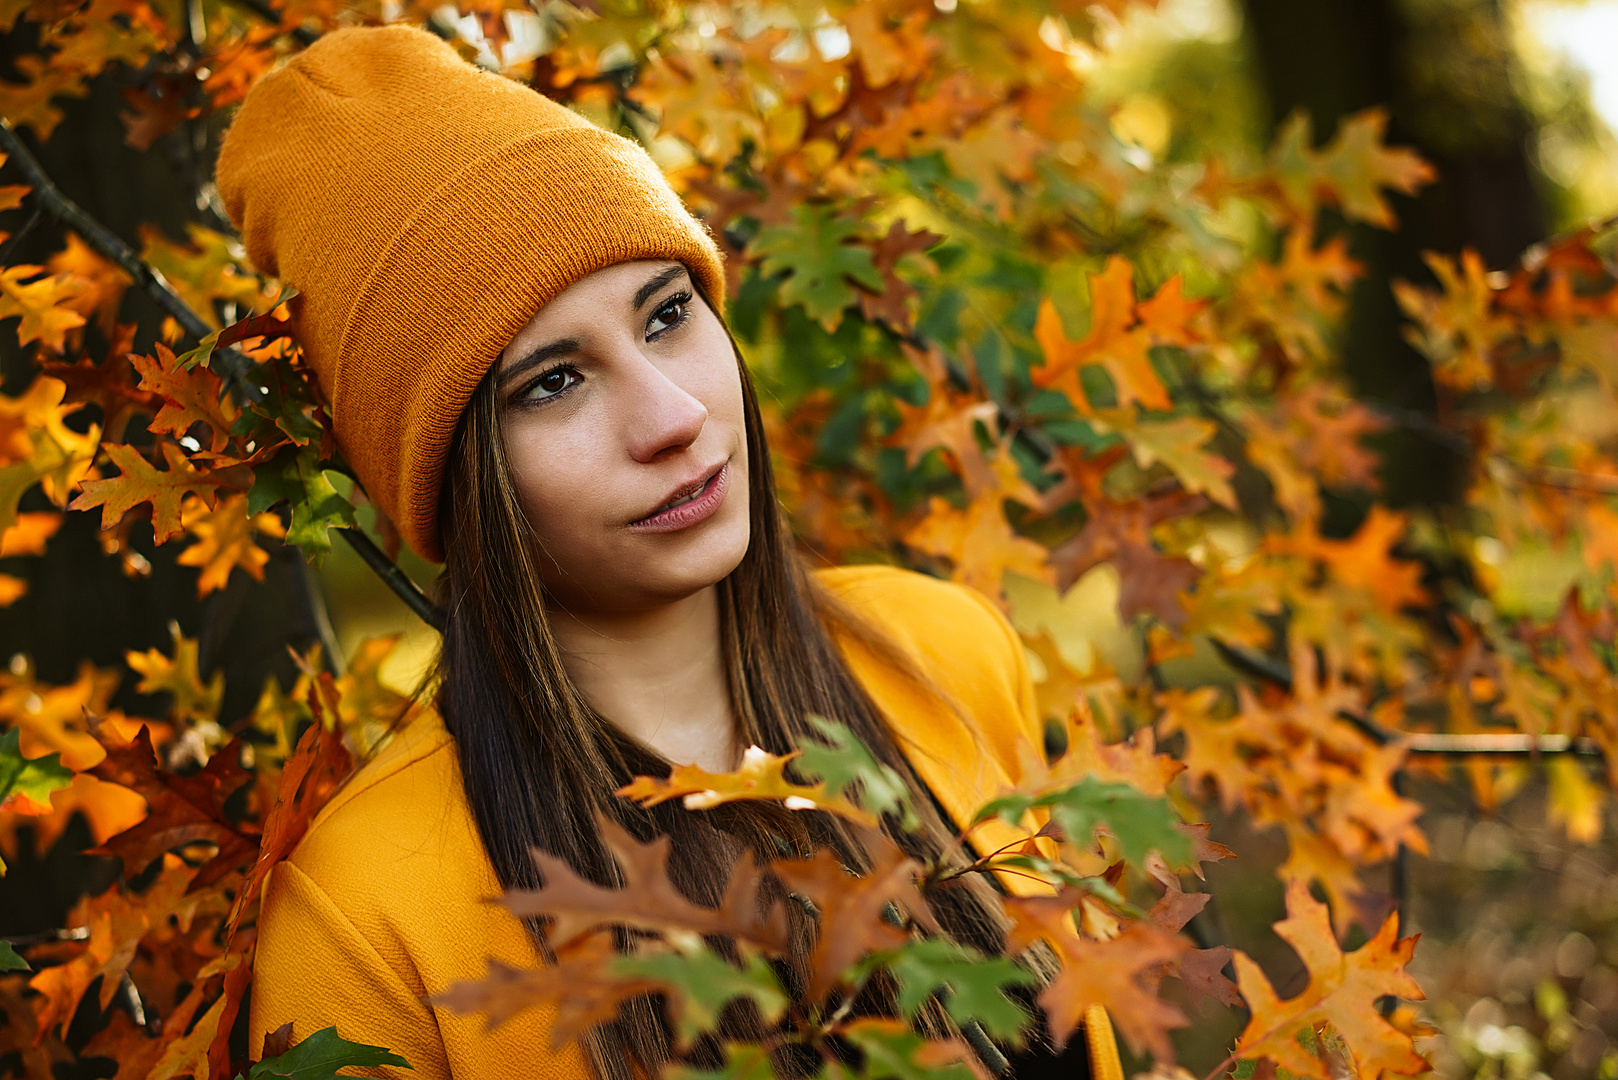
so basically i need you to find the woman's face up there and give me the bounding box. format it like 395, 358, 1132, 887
495, 259, 751, 615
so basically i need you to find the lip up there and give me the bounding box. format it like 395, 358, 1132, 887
627, 462, 730, 533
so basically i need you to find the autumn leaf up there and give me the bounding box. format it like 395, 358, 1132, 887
617, 743, 877, 826
1003, 890, 1190, 1060
225, 715, 352, 938
1267, 108, 1435, 229
1032, 259, 1201, 414
130, 342, 240, 452
433, 934, 657, 1046
905, 492, 1052, 600
1046, 486, 1207, 627
772, 838, 939, 1004
176, 492, 286, 597
29, 853, 204, 1037
1112, 414, 1236, 510
139, 223, 269, 328
126, 623, 225, 725
0, 374, 100, 533
0, 263, 89, 351
1231, 879, 1426, 1080
503, 813, 790, 954
70, 439, 234, 543
87, 725, 253, 878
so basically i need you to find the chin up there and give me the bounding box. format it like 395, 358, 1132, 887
648, 513, 752, 598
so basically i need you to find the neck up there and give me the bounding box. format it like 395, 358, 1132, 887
548, 585, 738, 772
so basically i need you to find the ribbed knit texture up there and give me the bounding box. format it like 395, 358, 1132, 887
215, 25, 726, 562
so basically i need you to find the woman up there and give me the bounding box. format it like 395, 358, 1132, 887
216, 23, 1115, 1080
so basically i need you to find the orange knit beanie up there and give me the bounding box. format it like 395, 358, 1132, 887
215, 24, 727, 563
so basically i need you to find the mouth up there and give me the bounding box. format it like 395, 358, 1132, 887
628, 462, 730, 533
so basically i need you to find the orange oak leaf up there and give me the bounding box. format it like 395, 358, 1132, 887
41, 347, 156, 444
1231, 879, 1426, 1080
0, 511, 61, 556
772, 838, 940, 1004
0, 264, 88, 351
45, 232, 130, 336
0, 977, 72, 1078
1032, 259, 1200, 414
618, 744, 876, 826
1004, 889, 1190, 1060
130, 343, 240, 452
69, 440, 235, 543
904, 491, 1053, 601
503, 814, 790, 955
29, 853, 205, 1039
175, 492, 287, 598
0, 374, 101, 532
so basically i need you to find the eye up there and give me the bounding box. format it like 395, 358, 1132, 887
647, 291, 693, 339
521, 364, 581, 403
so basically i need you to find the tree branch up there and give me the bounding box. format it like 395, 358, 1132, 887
0, 117, 262, 405
339, 528, 444, 631
0, 117, 446, 638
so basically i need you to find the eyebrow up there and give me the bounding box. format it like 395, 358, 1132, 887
497, 265, 691, 391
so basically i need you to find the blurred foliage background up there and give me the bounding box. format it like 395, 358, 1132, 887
4, 0, 1618, 1078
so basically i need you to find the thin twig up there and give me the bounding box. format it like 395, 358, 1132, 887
339, 527, 445, 631
1211, 638, 1608, 757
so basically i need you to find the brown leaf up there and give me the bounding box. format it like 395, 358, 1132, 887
772, 838, 940, 1004
504, 814, 789, 955
433, 934, 656, 1044
224, 714, 352, 939
87, 726, 254, 877
1004, 890, 1190, 1061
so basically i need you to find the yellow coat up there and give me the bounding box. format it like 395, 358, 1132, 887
249, 566, 1109, 1078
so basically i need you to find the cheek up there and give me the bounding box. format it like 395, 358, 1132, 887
501, 421, 618, 553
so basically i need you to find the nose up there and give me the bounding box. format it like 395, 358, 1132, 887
621, 352, 708, 464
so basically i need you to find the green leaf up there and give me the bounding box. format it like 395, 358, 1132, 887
840, 1020, 978, 1080
979, 777, 1191, 869
879, 939, 1033, 1043
0, 939, 29, 972
249, 446, 356, 558
751, 204, 882, 332
615, 948, 788, 1047
0, 727, 73, 817
797, 716, 917, 831
668, 1044, 778, 1080
246, 1026, 411, 1079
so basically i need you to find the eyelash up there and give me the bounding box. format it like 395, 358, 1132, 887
516, 291, 695, 405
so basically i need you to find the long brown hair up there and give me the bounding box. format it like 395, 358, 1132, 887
434, 273, 1011, 1079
